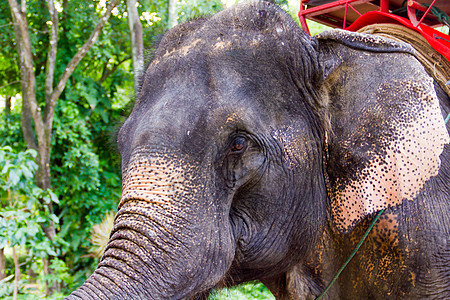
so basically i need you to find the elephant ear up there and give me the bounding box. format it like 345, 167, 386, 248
315, 30, 449, 233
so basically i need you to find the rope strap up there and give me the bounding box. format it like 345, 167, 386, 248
316, 209, 385, 299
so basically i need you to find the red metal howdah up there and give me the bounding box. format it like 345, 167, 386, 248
298, 0, 450, 62
407, 0, 438, 27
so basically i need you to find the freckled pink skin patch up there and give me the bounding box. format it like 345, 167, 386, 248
330, 76, 449, 232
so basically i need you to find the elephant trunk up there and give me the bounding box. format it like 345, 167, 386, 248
68, 148, 233, 299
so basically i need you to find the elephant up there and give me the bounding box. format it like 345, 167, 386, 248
68, 1, 450, 299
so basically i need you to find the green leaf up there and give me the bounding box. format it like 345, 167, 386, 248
36, 216, 46, 223
31, 186, 43, 197
25, 148, 38, 158
49, 213, 59, 224
21, 164, 33, 178
58, 219, 72, 238
0, 146, 13, 152
1, 162, 13, 175
26, 197, 37, 210
8, 170, 20, 187
49, 190, 60, 204
47, 248, 58, 257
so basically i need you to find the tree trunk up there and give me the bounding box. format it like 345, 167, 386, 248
9, 2, 37, 151
4, 96, 11, 115
126, 0, 144, 96
0, 248, 5, 280
43, 256, 50, 296
12, 247, 20, 300
168, 0, 178, 29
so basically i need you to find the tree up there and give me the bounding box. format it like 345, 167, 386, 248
7, 0, 120, 294
178, 0, 223, 23
8, 0, 120, 235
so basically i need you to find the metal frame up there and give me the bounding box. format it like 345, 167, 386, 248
407, 0, 439, 27
297, 0, 449, 61
298, 0, 447, 34
298, 0, 390, 35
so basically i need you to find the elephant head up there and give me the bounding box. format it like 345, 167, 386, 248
69, 1, 449, 299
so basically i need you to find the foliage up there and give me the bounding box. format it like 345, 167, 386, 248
0, 146, 66, 298
0, 0, 127, 291
0, 147, 60, 255
307, 19, 332, 35
89, 211, 115, 258
0, 291, 68, 300
210, 281, 275, 300
178, 0, 224, 22
43, 258, 74, 290
0, 1, 20, 98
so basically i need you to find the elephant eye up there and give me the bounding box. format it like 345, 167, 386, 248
231, 136, 247, 153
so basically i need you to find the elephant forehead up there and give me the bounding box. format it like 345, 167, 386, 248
151, 32, 268, 68
156, 38, 203, 64
211, 33, 269, 51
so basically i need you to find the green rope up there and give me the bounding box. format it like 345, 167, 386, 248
445, 113, 450, 124
316, 209, 385, 300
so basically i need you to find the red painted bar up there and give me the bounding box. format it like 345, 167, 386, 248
299, 0, 371, 18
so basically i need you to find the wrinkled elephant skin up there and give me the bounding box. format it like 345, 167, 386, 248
68, 1, 449, 299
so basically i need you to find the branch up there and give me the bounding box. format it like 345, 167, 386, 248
45, 0, 58, 102
127, 0, 144, 94
0, 80, 23, 90
4, 95, 11, 114
100, 57, 111, 82
0, 22, 14, 28
99, 56, 131, 84
44, 0, 120, 135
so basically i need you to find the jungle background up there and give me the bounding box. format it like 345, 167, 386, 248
0, 0, 329, 298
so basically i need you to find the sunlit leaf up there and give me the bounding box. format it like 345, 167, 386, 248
49, 214, 59, 224
21, 165, 33, 178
